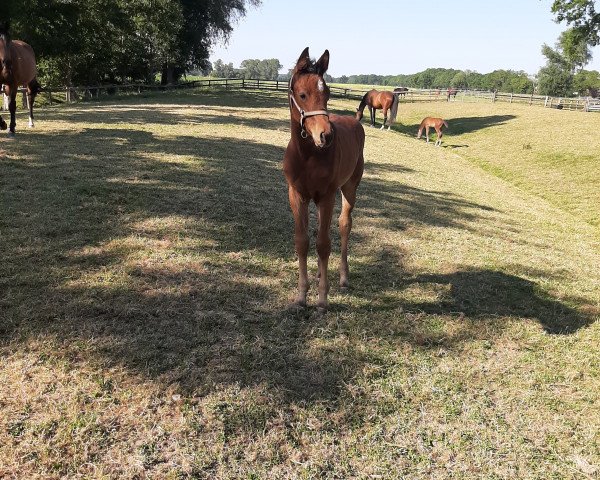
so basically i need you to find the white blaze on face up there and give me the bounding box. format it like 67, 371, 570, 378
317, 79, 324, 92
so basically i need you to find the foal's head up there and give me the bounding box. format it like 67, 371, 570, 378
289, 47, 333, 148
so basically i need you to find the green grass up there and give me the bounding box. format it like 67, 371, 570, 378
1, 89, 599, 479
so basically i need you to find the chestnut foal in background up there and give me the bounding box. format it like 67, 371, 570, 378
284, 47, 365, 312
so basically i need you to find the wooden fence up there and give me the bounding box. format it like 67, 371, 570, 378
3, 78, 599, 112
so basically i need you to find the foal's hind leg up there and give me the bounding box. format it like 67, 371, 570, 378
339, 159, 363, 290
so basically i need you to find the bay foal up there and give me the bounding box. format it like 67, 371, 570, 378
284, 48, 365, 312
417, 117, 448, 146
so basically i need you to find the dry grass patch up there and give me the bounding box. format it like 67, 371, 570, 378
0, 88, 599, 479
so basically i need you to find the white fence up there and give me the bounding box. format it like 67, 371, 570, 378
3, 79, 599, 112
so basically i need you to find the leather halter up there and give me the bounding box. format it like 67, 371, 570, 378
288, 85, 329, 139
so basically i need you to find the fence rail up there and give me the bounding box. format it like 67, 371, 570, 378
3, 78, 599, 112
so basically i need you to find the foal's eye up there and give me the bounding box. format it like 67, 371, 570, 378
299, 93, 307, 100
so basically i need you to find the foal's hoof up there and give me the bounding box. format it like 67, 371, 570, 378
0, 121, 6, 131
7, 131, 15, 138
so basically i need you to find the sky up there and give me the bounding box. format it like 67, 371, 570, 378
209, 0, 600, 77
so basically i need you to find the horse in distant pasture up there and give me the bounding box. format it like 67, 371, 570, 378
417, 117, 448, 146
0, 22, 40, 136
447, 88, 458, 101
393, 87, 408, 97
284, 47, 365, 312
355, 89, 400, 130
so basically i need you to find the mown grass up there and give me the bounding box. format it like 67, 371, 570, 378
1, 89, 599, 479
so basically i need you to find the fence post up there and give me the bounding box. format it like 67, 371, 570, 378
257, 79, 260, 89
544, 96, 548, 108
492, 91, 496, 103
510, 93, 513, 103
529, 93, 533, 106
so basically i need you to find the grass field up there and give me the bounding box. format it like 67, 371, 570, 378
1, 89, 599, 479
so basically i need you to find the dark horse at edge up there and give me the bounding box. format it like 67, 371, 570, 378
284, 47, 365, 312
0, 22, 40, 136
355, 89, 400, 130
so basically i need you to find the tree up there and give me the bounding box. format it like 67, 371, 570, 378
163, 0, 261, 84
537, 28, 591, 96
4, 0, 261, 86
552, 0, 599, 46
558, 27, 592, 70
450, 71, 468, 89
538, 63, 573, 96
211, 59, 236, 78
572, 69, 600, 96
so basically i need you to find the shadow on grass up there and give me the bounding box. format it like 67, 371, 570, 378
349, 248, 593, 338
0, 93, 593, 411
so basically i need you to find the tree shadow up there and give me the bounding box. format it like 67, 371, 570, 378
0, 93, 593, 415
347, 246, 594, 343
39, 103, 289, 132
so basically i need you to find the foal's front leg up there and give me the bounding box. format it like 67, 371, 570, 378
316, 194, 335, 311
289, 187, 309, 307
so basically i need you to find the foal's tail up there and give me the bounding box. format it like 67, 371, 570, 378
443, 120, 449, 129
389, 93, 400, 125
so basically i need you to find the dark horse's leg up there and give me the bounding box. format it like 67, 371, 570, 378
369, 106, 375, 127
381, 108, 388, 130
26, 79, 40, 128
8, 86, 17, 136
0, 85, 6, 130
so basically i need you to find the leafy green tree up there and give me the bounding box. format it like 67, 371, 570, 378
552, 0, 599, 46
4, 0, 260, 86
572, 69, 600, 96
450, 71, 468, 88
211, 59, 236, 78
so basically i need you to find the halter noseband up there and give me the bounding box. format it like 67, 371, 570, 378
288, 84, 329, 139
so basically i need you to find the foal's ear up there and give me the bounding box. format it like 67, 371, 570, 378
315, 50, 330, 75
294, 47, 311, 74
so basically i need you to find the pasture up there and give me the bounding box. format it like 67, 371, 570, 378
1, 89, 599, 479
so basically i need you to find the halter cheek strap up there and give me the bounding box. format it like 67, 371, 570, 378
289, 90, 329, 139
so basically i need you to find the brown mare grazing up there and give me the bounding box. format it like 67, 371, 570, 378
0, 22, 40, 136
417, 117, 448, 146
284, 47, 365, 312
355, 89, 399, 130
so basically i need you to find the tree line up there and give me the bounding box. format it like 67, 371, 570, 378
3, 0, 260, 87
2, 0, 598, 97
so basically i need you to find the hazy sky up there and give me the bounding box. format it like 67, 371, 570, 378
209, 0, 600, 76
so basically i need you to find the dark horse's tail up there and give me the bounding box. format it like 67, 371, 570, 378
28, 78, 42, 95
389, 92, 400, 125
